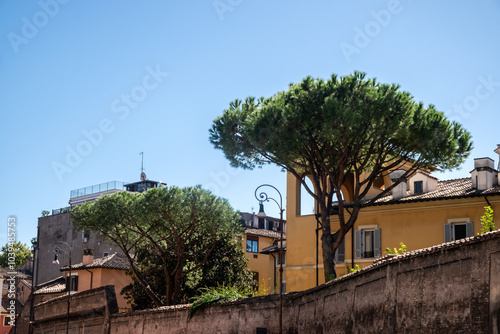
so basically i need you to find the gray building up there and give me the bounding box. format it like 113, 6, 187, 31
35, 178, 163, 286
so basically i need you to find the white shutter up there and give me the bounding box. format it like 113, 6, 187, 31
466, 222, 474, 237
355, 230, 362, 258
444, 223, 452, 242
374, 229, 381, 258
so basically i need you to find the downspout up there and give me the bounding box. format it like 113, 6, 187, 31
84, 268, 93, 289
270, 253, 276, 293
345, 208, 354, 269
484, 195, 492, 208
314, 214, 322, 287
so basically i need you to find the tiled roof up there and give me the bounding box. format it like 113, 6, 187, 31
363, 178, 500, 207
34, 276, 67, 295
34, 283, 66, 295
245, 228, 285, 239
61, 252, 130, 271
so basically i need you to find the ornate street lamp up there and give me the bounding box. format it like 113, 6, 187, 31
51, 241, 72, 334
255, 184, 284, 334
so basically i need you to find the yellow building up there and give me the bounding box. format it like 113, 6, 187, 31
286, 153, 500, 292
240, 212, 286, 294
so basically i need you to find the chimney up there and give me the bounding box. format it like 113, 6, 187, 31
82, 248, 94, 265
390, 170, 407, 200
495, 144, 500, 171
471, 157, 497, 190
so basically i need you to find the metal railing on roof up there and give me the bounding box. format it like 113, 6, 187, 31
70, 181, 125, 198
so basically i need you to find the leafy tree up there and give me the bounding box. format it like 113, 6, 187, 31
209, 72, 472, 279
72, 185, 251, 306
480, 206, 495, 234
0, 241, 31, 268
122, 235, 254, 310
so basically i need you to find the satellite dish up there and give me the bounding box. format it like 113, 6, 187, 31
140, 172, 147, 181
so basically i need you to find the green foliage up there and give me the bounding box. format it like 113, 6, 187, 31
72, 185, 253, 307
344, 261, 360, 274
386, 242, 407, 255
0, 241, 31, 268
121, 236, 255, 310
480, 206, 495, 234
189, 285, 250, 320
209, 71, 473, 279
41, 210, 50, 217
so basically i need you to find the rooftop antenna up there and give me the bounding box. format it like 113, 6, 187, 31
139, 152, 147, 181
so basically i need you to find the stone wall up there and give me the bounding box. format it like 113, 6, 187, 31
26, 230, 500, 333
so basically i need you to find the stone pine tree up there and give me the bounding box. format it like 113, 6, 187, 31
209, 72, 472, 279
72, 185, 253, 306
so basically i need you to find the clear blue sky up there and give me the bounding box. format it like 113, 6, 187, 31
1, 1, 500, 246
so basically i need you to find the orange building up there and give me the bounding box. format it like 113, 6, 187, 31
60, 252, 132, 311
286, 149, 500, 292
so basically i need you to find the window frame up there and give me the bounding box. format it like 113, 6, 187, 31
355, 227, 381, 259
444, 220, 474, 242
246, 235, 259, 253
66, 274, 79, 292
4, 315, 12, 327
414, 180, 424, 194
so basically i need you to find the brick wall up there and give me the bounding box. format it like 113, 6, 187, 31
26, 230, 500, 333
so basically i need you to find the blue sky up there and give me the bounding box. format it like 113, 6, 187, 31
1, 1, 500, 246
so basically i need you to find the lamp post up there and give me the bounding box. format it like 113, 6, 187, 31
51, 241, 71, 334
254, 184, 284, 334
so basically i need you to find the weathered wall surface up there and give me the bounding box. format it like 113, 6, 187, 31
31, 286, 118, 334
26, 230, 500, 334
37, 212, 121, 285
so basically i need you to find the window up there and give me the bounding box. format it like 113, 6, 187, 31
414, 181, 423, 194
444, 221, 473, 242
66, 275, 78, 291
246, 236, 259, 253
82, 230, 90, 243
277, 253, 286, 266
258, 218, 265, 229
4, 316, 12, 326
355, 228, 381, 258
334, 238, 345, 263
103, 252, 109, 257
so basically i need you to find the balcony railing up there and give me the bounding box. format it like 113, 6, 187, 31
70, 181, 125, 198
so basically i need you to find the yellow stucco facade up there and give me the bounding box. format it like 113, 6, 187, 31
286, 165, 500, 292
244, 229, 286, 294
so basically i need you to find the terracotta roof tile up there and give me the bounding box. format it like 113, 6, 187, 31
245, 228, 285, 239
34, 283, 67, 295
370, 178, 500, 206
62, 252, 130, 271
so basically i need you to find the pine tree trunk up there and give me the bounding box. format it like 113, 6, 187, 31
320, 213, 337, 280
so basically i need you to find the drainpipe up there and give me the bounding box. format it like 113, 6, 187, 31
484, 195, 492, 208
270, 253, 276, 293
84, 268, 93, 289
